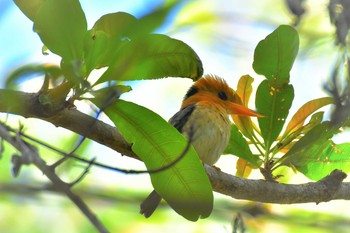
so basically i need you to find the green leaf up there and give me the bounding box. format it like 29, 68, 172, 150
300, 111, 324, 135
83, 30, 110, 74
282, 124, 350, 180
275, 112, 325, 154
85, 8, 187, 73
13, 0, 46, 21
33, 0, 87, 61
281, 121, 346, 180
283, 97, 334, 137
89, 85, 132, 106
224, 124, 260, 166
84, 12, 138, 72
300, 142, 350, 180
5, 64, 62, 89
253, 25, 299, 85
256, 80, 294, 149
92, 12, 138, 39
91, 99, 213, 221
283, 122, 334, 159
96, 34, 203, 83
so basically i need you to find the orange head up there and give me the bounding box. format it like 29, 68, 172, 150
181, 75, 261, 117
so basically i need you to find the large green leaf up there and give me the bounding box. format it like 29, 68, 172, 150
91, 99, 213, 221
281, 122, 350, 180
84, 6, 184, 73
84, 12, 138, 73
96, 34, 203, 83
256, 80, 294, 149
291, 141, 350, 180
224, 124, 261, 166
26, 0, 87, 61
253, 25, 299, 85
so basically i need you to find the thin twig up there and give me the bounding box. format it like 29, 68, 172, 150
232, 213, 245, 233
3, 122, 193, 175
69, 158, 95, 187
0, 124, 109, 233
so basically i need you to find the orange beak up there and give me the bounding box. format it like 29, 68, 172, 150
227, 102, 263, 117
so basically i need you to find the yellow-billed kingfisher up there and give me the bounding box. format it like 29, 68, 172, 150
140, 74, 260, 217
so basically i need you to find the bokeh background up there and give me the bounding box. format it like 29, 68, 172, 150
0, 0, 349, 232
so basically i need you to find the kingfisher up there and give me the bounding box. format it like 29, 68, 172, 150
140, 74, 260, 217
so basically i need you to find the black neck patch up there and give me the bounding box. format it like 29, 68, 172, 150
183, 86, 198, 100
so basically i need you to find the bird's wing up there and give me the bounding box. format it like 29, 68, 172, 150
168, 104, 195, 133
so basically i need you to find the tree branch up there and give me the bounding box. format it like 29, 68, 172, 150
0, 122, 109, 233
0, 89, 136, 159
205, 165, 349, 203
1, 89, 349, 205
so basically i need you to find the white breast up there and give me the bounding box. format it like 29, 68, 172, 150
181, 106, 231, 165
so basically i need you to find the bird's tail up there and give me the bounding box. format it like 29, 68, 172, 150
140, 190, 162, 217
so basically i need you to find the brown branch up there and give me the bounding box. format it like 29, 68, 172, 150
206, 165, 349, 203
0, 123, 109, 233
1, 89, 350, 205
0, 89, 136, 159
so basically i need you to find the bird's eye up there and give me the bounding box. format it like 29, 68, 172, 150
218, 91, 228, 100
184, 86, 199, 100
